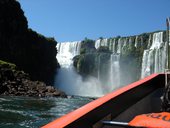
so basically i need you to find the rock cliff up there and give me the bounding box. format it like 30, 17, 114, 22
0, 0, 59, 84
0, 60, 66, 97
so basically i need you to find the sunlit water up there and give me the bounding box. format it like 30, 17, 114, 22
0, 96, 92, 128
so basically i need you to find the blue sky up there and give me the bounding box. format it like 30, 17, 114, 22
19, 0, 170, 42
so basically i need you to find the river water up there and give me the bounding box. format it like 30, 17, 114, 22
0, 96, 92, 128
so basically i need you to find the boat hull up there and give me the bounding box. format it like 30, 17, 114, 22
42, 74, 165, 128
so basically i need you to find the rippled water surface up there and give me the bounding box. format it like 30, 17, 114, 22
0, 96, 92, 128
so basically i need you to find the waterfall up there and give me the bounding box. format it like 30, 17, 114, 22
97, 54, 101, 81
147, 34, 152, 49
55, 41, 103, 97
55, 31, 168, 97
141, 32, 167, 78
95, 53, 120, 94
56, 41, 81, 67
117, 38, 125, 54
109, 54, 120, 90
111, 38, 116, 53
95, 38, 121, 92
95, 39, 108, 49
95, 39, 101, 49
135, 36, 138, 48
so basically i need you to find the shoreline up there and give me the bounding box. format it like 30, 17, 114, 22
0, 60, 66, 98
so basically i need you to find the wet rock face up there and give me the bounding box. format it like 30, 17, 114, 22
3, 79, 66, 97
0, 61, 66, 97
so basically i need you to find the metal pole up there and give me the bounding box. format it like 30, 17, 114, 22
102, 121, 129, 127
166, 17, 170, 87
167, 17, 170, 39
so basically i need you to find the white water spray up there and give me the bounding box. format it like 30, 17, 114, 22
55, 41, 103, 97
55, 32, 168, 97
141, 32, 167, 78
95, 38, 122, 91
109, 54, 120, 90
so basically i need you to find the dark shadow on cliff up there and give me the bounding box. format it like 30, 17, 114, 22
0, 0, 59, 84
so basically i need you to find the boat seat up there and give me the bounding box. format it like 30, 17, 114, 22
102, 88, 163, 128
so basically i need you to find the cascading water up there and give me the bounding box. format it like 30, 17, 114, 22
109, 54, 120, 89
95, 38, 122, 91
95, 39, 108, 49
55, 31, 168, 97
141, 32, 167, 78
56, 41, 81, 67
134, 36, 138, 48
55, 41, 103, 97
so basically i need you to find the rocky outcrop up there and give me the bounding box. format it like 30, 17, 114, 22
73, 38, 114, 77
0, 60, 66, 97
0, 0, 59, 84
